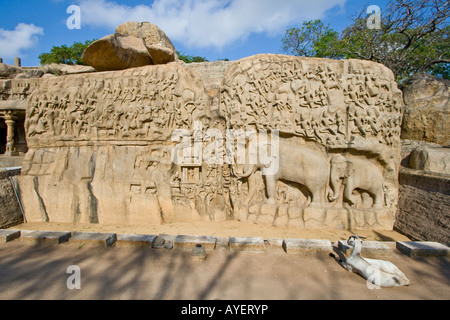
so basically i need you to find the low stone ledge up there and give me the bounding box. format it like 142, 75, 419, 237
174, 235, 216, 250
229, 237, 265, 252
21, 231, 71, 245
337, 240, 395, 257
0, 229, 21, 243
216, 237, 230, 248
69, 232, 117, 247
266, 238, 284, 248
116, 234, 156, 248
396, 241, 450, 257
283, 239, 332, 253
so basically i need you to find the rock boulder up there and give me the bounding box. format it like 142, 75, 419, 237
116, 21, 177, 64
401, 74, 450, 145
82, 33, 153, 71
409, 145, 450, 175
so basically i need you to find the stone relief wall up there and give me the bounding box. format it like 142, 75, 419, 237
0, 79, 40, 101
220, 55, 403, 230
18, 54, 404, 230
0, 78, 40, 156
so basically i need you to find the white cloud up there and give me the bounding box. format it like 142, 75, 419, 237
77, 0, 346, 49
0, 23, 44, 59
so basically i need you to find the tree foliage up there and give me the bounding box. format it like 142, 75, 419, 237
282, 20, 344, 59
282, 0, 449, 81
39, 40, 96, 66
176, 51, 209, 63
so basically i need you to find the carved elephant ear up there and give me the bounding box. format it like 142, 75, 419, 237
344, 160, 355, 178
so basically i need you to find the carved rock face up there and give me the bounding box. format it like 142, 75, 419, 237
82, 33, 154, 71
17, 54, 404, 230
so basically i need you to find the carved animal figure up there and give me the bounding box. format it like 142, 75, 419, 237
234, 134, 329, 207
328, 155, 384, 208
341, 235, 410, 287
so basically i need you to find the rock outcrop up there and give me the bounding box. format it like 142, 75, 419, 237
81, 33, 154, 71
409, 145, 450, 175
401, 73, 449, 145
82, 21, 177, 71
43, 63, 95, 75
0, 63, 44, 79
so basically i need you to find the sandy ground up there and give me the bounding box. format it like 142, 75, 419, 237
0, 221, 449, 301
13, 220, 411, 242
0, 240, 448, 301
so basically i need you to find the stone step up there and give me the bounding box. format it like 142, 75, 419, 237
0, 229, 21, 243
153, 234, 176, 249
116, 234, 156, 248
20, 231, 71, 245
69, 232, 117, 247
174, 235, 217, 250
337, 240, 395, 257
283, 239, 332, 253
229, 237, 265, 252
396, 241, 450, 257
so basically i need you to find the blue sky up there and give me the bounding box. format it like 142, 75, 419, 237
0, 0, 390, 67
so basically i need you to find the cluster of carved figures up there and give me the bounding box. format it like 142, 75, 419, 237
23, 56, 403, 227
0, 80, 39, 101
26, 66, 207, 141
221, 56, 403, 147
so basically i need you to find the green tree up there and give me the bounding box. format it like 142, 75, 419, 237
39, 40, 96, 65
176, 51, 209, 63
282, 0, 449, 81
281, 20, 344, 59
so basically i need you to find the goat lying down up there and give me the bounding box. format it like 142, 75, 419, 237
338, 235, 410, 287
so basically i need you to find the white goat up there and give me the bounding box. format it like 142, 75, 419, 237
340, 235, 410, 287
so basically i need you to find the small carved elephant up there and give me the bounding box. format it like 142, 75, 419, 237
328, 155, 384, 208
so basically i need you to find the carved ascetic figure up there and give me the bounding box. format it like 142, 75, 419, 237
328, 155, 385, 208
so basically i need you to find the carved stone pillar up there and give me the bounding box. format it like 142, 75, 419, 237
4, 114, 17, 156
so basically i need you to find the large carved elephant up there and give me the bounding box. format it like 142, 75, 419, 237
328, 155, 384, 208
234, 134, 329, 207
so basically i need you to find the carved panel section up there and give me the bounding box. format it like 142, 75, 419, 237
25, 64, 208, 146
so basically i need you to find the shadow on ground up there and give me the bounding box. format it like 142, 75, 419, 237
0, 242, 449, 300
